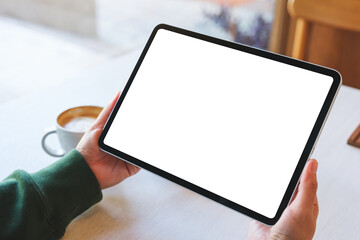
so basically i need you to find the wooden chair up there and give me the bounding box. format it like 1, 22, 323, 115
287, 0, 360, 89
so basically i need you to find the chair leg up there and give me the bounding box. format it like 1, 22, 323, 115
292, 18, 309, 60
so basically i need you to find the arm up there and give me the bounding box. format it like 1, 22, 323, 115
0, 150, 102, 240
0, 92, 140, 239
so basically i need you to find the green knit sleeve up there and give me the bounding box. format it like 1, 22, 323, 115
0, 149, 103, 240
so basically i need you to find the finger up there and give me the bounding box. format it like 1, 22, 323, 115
91, 91, 121, 129
293, 159, 318, 209
289, 184, 299, 204
126, 163, 141, 176
313, 195, 319, 219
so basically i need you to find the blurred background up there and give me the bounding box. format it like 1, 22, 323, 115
0, 0, 359, 104
0, 0, 275, 104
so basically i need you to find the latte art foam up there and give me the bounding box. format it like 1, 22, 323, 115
64, 117, 96, 132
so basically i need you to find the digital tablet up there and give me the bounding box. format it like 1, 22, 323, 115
99, 24, 341, 225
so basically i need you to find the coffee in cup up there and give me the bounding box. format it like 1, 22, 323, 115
42, 106, 103, 157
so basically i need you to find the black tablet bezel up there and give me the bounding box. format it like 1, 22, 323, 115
99, 24, 341, 225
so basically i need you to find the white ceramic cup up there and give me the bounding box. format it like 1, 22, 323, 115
41, 106, 103, 157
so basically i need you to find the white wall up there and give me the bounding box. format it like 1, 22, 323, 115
0, 0, 96, 35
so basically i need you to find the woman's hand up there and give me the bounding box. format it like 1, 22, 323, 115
248, 159, 319, 240
76, 92, 140, 189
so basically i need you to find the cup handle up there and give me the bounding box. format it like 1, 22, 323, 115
41, 130, 65, 157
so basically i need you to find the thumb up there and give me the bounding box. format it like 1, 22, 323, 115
91, 91, 121, 129
293, 159, 318, 210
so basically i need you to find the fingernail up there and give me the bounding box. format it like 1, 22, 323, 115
311, 160, 318, 173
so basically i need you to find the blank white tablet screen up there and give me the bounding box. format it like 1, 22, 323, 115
104, 29, 333, 218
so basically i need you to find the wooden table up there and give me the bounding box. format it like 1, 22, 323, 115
0, 50, 359, 239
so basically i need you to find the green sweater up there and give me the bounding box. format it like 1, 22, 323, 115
0, 150, 103, 240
